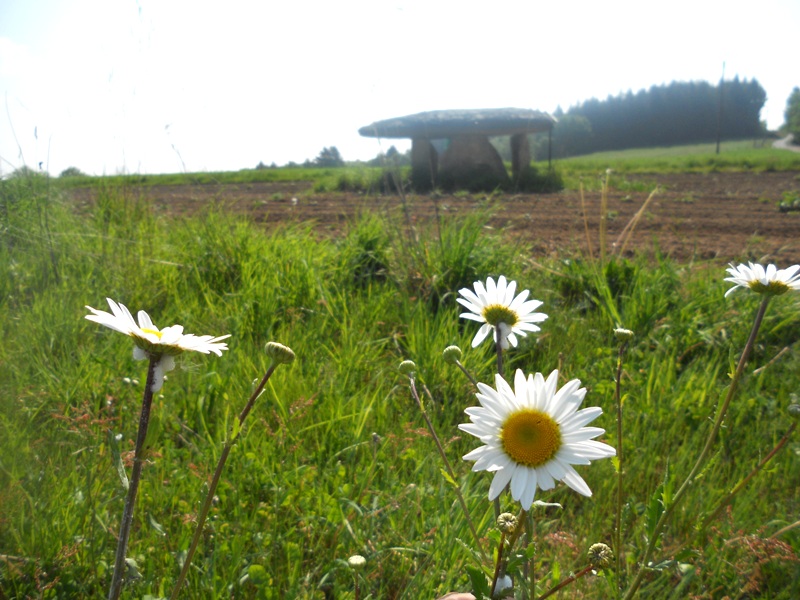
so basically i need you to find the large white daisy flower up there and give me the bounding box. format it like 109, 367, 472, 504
724, 262, 800, 297
85, 298, 230, 391
459, 369, 615, 509
457, 276, 547, 349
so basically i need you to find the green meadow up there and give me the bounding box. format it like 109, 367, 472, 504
2, 150, 800, 598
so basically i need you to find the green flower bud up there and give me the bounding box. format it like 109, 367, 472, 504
788, 404, 800, 421
496, 512, 517, 534
442, 345, 463, 364
265, 342, 296, 364
398, 360, 416, 376
347, 554, 366, 570
614, 328, 634, 342
587, 543, 614, 569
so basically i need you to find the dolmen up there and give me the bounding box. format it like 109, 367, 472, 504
358, 108, 555, 191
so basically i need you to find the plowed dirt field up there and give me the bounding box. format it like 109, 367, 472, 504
70, 171, 800, 264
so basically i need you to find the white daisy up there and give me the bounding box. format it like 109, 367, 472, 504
457, 276, 547, 349
459, 369, 615, 509
724, 262, 800, 297
85, 298, 230, 391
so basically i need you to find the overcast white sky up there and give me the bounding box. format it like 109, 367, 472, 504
1, 0, 798, 176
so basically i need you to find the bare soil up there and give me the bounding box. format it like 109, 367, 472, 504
69, 171, 800, 264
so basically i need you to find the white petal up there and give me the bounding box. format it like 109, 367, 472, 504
472, 324, 491, 347
488, 466, 515, 500
459, 312, 486, 323
520, 470, 538, 508
510, 465, 530, 501
508, 288, 530, 311
137, 310, 155, 331
559, 406, 603, 431
562, 465, 592, 496
568, 440, 617, 460
561, 427, 607, 443
536, 466, 556, 491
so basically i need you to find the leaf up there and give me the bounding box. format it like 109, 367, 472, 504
532, 500, 562, 511
466, 565, 490, 600
645, 483, 665, 545
148, 512, 167, 537
440, 468, 457, 487
107, 430, 129, 492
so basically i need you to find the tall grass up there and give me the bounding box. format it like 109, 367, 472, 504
1, 172, 800, 598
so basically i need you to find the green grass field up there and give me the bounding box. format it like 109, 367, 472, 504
2, 153, 800, 599
55, 139, 800, 195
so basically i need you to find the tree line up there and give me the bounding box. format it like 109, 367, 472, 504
532, 78, 768, 159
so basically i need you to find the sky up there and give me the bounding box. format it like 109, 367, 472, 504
1, 0, 798, 177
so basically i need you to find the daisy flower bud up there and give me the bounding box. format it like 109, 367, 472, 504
398, 360, 417, 376
442, 345, 463, 364
347, 555, 366, 570
588, 543, 614, 569
265, 342, 296, 365
614, 327, 634, 342
496, 512, 517, 534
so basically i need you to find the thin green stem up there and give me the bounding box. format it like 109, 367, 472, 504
170, 362, 278, 599
527, 511, 535, 600
623, 296, 770, 600
538, 565, 593, 600
770, 519, 800, 539
108, 355, 158, 600
614, 340, 628, 593
699, 421, 797, 535
490, 531, 507, 597
407, 377, 488, 564
455, 359, 479, 389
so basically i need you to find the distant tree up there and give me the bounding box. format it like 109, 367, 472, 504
9, 165, 47, 179
785, 87, 800, 142
59, 166, 86, 178
552, 115, 592, 160
554, 78, 767, 157
314, 146, 345, 168
368, 145, 411, 167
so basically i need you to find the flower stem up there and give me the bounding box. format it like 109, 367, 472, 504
455, 359, 479, 389
406, 376, 488, 564
490, 531, 507, 597
538, 565, 593, 600
614, 339, 628, 592
170, 362, 278, 599
494, 336, 505, 378
527, 511, 536, 600
108, 355, 158, 600
622, 296, 770, 600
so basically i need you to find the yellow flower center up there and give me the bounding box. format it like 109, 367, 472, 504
141, 327, 163, 339
501, 409, 561, 467
748, 280, 789, 296
482, 304, 519, 327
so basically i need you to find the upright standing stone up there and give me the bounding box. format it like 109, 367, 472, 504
411, 138, 439, 191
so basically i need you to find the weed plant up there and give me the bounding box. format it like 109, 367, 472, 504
1, 173, 800, 598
